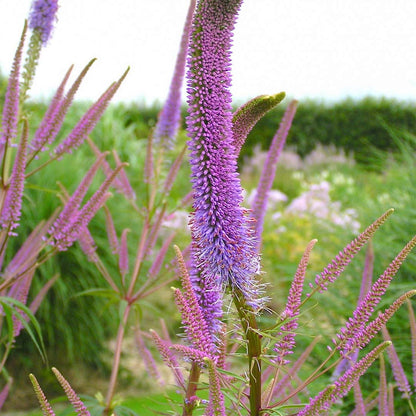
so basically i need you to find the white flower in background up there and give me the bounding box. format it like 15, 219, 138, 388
285, 181, 360, 233
162, 210, 190, 232
246, 188, 288, 210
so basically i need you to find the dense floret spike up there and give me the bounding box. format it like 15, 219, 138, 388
29, 374, 56, 416
48, 153, 108, 240
170, 343, 209, 367
0, 22, 27, 149
54, 68, 129, 157
134, 328, 163, 385
352, 382, 365, 416
251, 100, 298, 247
173, 245, 217, 356
153, 0, 196, 147
205, 357, 226, 416
187, 0, 263, 310
52, 368, 91, 416
150, 329, 186, 389
119, 228, 130, 278
1, 119, 29, 234
356, 291, 416, 349
381, 326, 412, 398
407, 299, 416, 390
231, 92, 286, 155
273, 239, 317, 364
28, 0, 59, 45
299, 341, 391, 415
313, 209, 394, 294
52, 164, 126, 251
0, 377, 12, 409
337, 235, 416, 352
30, 65, 73, 153
379, 354, 389, 416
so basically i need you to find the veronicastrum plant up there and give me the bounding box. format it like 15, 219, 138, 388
0, 0, 129, 408
28, 0, 416, 416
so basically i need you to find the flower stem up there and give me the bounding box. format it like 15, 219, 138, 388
182, 362, 201, 416
103, 302, 131, 415
233, 290, 262, 416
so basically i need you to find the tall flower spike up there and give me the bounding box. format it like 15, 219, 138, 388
231, 92, 286, 155
54, 68, 129, 157
0, 22, 27, 149
28, 0, 59, 45
273, 239, 317, 364
337, 235, 416, 352
407, 299, 416, 390
205, 357, 226, 416
173, 245, 217, 356
379, 354, 389, 416
0, 377, 12, 410
187, 0, 263, 309
1, 119, 29, 234
299, 341, 391, 415
313, 209, 394, 294
153, 0, 196, 147
29, 374, 56, 416
21, 0, 59, 104
381, 326, 412, 398
52, 368, 90, 416
49, 153, 108, 240
52, 164, 126, 251
29, 65, 73, 153
251, 100, 298, 248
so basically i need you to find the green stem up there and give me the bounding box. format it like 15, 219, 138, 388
233, 290, 262, 416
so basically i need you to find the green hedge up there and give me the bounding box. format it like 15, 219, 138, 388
240, 96, 416, 164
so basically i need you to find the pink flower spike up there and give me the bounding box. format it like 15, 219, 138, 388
29, 374, 56, 416
381, 325, 412, 398
153, 0, 196, 148
205, 357, 226, 416
77, 226, 98, 263
49, 152, 108, 239
53, 164, 126, 251
251, 100, 298, 249
0, 377, 12, 410
273, 239, 317, 364
119, 228, 130, 279
150, 329, 185, 390
407, 299, 416, 390
0, 22, 26, 148
1, 119, 29, 234
135, 327, 163, 385
148, 232, 176, 279
52, 368, 90, 416
103, 205, 119, 254
379, 354, 389, 416
314, 209, 394, 293
111, 150, 135, 200
30, 60, 96, 154
54, 68, 129, 157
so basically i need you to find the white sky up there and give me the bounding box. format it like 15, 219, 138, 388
1, 0, 416, 105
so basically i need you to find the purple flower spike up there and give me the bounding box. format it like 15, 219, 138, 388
153, 0, 196, 147
251, 100, 298, 249
1, 120, 29, 235
187, 0, 263, 309
299, 341, 391, 415
54, 68, 129, 157
29, 0, 59, 45
29, 374, 56, 416
52, 368, 91, 416
273, 239, 317, 364
0, 22, 27, 148
381, 326, 412, 398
